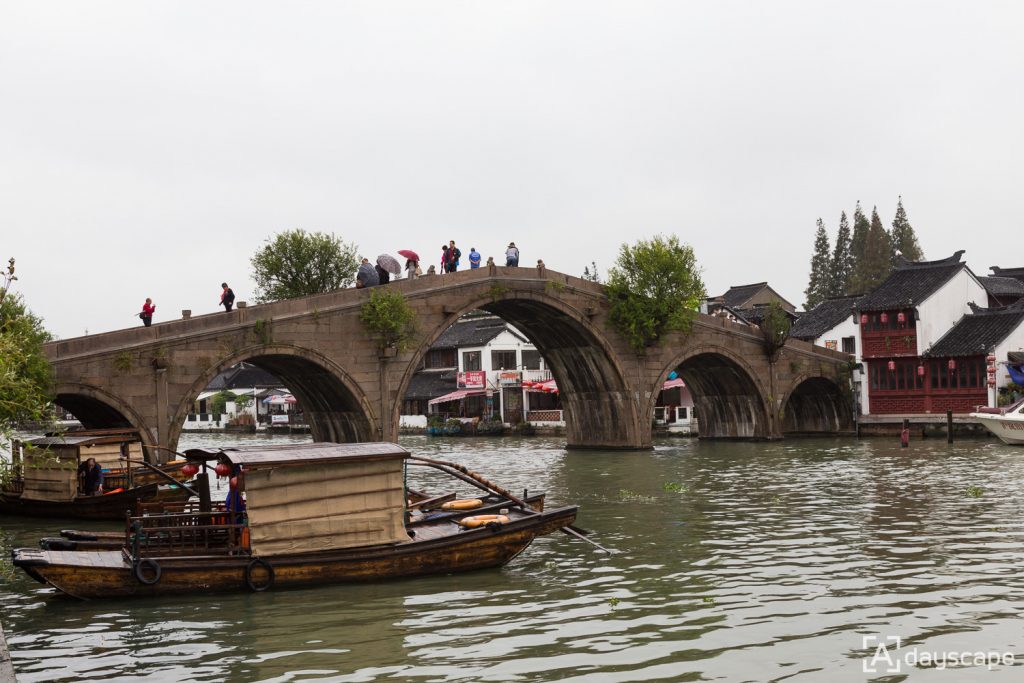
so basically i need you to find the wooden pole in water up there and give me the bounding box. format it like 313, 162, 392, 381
901, 419, 910, 448
947, 410, 954, 443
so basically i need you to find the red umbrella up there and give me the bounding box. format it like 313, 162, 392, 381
398, 249, 420, 262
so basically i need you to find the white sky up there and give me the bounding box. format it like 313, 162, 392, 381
3, 1, 1022, 339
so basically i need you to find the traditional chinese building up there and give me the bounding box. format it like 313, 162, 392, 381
855, 251, 989, 414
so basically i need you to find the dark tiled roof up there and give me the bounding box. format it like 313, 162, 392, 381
433, 317, 526, 349
979, 276, 1024, 297
925, 307, 1024, 357
206, 363, 281, 390
857, 251, 968, 311
990, 266, 1024, 283
405, 370, 457, 399
790, 295, 862, 341
719, 282, 768, 309
741, 304, 798, 327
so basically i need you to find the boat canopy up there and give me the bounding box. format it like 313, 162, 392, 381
21, 430, 143, 469
185, 442, 411, 556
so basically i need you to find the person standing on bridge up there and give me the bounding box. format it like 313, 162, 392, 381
220, 283, 235, 312
139, 298, 155, 327
447, 240, 461, 273
440, 245, 449, 274
506, 242, 519, 267
468, 247, 481, 269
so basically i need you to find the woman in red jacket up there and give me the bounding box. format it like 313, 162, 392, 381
140, 298, 155, 327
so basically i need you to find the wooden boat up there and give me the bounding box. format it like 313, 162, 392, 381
13, 442, 580, 598
0, 432, 191, 520
43, 491, 549, 551
971, 398, 1024, 445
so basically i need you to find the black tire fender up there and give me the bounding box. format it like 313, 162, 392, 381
134, 558, 161, 585
245, 558, 275, 592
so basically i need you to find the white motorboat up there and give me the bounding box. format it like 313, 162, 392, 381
970, 398, 1024, 445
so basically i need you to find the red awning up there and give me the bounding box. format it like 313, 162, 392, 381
428, 389, 488, 406
524, 379, 559, 394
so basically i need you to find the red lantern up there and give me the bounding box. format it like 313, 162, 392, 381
987, 366, 997, 375
181, 463, 199, 478
917, 365, 925, 377
229, 476, 238, 489
988, 378, 997, 387
986, 355, 997, 364
897, 312, 906, 324
214, 462, 232, 478
880, 312, 889, 324
948, 359, 957, 371
860, 314, 868, 325
887, 360, 896, 372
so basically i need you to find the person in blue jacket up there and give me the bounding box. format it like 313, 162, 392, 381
468, 248, 481, 269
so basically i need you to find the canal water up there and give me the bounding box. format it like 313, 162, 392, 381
2, 435, 1023, 681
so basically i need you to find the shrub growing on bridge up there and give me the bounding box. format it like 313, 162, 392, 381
251, 229, 360, 302
606, 235, 706, 352
359, 289, 417, 352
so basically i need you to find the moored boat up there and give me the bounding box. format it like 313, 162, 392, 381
1, 432, 191, 520
970, 397, 1024, 445
14, 442, 580, 598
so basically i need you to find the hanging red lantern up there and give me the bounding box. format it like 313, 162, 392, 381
880, 312, 889, 324
860, 313, 868, 325
988, 378, 997, 387
917, 365, 925, 377
214, 462, 232, 478
987, 366, 997, 374
948, 359, 957, 371
897, 312, 906, 324
887, 360, 896, 372
229, 476, 238, 489
181, 463, 199, 478
986, 354, 997, 364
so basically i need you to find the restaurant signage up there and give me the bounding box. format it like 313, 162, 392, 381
458, 371, 486, 389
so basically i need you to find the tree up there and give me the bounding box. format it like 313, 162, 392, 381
582, 262, 601, 283
251, 229, 360, 302
890, 196, 924, 263
847, 201, 870, 293
830, 211, 853, 296
606, 235, 706, 352
0, 258, 54, 436
804, 218, 832, 309
851, 206, 893, 293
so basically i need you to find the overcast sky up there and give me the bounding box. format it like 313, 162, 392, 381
2, 1, 1022, 339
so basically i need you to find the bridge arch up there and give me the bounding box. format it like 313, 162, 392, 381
168, 344, 377, 451
780, 374, 853, 434
652, 345, 772, 439
394, 290, 644, 449
53, 382, 158, 455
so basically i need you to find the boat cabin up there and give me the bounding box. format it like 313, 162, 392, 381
7, 429, 144, 501
175, 442, 412, 557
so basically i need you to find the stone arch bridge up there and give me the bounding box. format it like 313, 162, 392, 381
44, 266, 854, 459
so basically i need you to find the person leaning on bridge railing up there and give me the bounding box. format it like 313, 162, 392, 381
506, 242, 519, 266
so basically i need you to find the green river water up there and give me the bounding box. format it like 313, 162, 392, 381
1, 434, 1023, 682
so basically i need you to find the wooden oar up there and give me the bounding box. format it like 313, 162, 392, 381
408, 455, 614, 554
133, 445, 199, 498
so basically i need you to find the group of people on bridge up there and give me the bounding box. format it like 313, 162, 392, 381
137, 240, 522, 324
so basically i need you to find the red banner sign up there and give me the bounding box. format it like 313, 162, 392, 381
458, 371, 486, 389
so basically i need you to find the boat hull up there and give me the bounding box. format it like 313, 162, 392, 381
14, 506, 577, 599
0, 484, 188, 520
970, 413, 1024, 445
